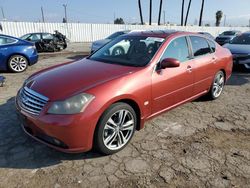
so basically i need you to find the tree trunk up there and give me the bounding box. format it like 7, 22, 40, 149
181, 0, 185, 26
138, 0, 144, 25
185, 0, 192, 26
199, 0, 205, 26
149, 0, 152, 25
158, 0, 163, 25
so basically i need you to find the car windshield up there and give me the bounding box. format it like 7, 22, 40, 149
89, 36, 165, 67
222, 31, 236, 36
230, 34, 250, 45
106, 32, 125, 40
20, 34, 31, 39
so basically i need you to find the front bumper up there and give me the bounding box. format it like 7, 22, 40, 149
29, 54, 39, 65
233, 54, 250, 67
15, 95, 97, 153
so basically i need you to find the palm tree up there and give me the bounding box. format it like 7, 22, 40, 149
158, 0, 163, 25
149, 0, 152, 25
216, 10, 223, 26
181, 0, 185, 26
138, 0, 144, 25
199, 0, 205, 26
185, 0, 192, 26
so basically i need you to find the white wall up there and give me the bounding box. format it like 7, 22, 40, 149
1, 22, 249, 42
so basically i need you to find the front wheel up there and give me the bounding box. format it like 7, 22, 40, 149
208, 71, 225, 100
94, 102, 137, 155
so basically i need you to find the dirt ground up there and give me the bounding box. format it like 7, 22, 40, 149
0, 53, 249, 188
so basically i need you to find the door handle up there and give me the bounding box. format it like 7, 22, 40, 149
187, 65, 192, 72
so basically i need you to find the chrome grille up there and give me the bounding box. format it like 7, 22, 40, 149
18, 86, 49, 115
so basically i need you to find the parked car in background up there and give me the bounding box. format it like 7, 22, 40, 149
21, 31, 67, 53
0, 34, 38, 72
16, 31, 232, 154
198, 32, 215, 40
215, 30, 241, 45
223, 32, 250, 71
91, 30, 131, 53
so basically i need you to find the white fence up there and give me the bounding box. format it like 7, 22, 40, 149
0, 22, 249, 42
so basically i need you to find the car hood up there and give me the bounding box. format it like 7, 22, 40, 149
223, 43, 250, 54
26, 58, 140, 101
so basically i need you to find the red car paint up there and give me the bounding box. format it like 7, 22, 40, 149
16, 31, 233, 153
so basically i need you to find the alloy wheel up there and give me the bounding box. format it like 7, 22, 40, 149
9, 55, 28, 72
102, 109, 135, 151
212, 72, 224, 98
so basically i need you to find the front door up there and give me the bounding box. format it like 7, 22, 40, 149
152, 36, 195, 114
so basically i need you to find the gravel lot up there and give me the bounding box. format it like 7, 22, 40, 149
0, 53, 250, 188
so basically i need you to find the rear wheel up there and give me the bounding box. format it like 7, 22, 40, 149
94, 102, 137, 155
112, 47, 125, 56
8, 55, 28, 73
208, 71, 225, 100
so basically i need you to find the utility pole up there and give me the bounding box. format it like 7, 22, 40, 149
63, 4, 67, 23
1, 7, 6, 20
149, 0, 152, 25
163, 10, 166, 25
158, 0, 163, 25
41, 6, 45, 23
224, 15, 227, 27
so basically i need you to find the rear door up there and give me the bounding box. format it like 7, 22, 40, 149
152, 36, 195, 114
189, 36, 217, 95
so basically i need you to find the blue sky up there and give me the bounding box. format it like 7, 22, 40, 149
0, 0, 250, 26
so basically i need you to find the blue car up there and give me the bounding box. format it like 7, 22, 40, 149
0, 34, 38, 73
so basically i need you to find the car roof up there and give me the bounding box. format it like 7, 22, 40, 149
126, 30, 191, 38
0, 34, 20, 40
23, 32, 51, 35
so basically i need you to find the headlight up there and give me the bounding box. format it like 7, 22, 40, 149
48, 93, 94, 114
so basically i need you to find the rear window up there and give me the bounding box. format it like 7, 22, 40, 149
0, 37, 17, 45
190, 36, 211, 57
222, 31, 236, 36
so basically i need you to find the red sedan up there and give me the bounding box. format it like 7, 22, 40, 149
16, 31, 233, 154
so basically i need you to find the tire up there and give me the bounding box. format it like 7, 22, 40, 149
8, 55, 28, 73
207, 71, 225, 100
94, 102, 137, 155
112, 47, 125, 56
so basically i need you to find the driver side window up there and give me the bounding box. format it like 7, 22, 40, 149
161, 37, 190, 63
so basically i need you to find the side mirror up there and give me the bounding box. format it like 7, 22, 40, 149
160, 58, 180, 69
